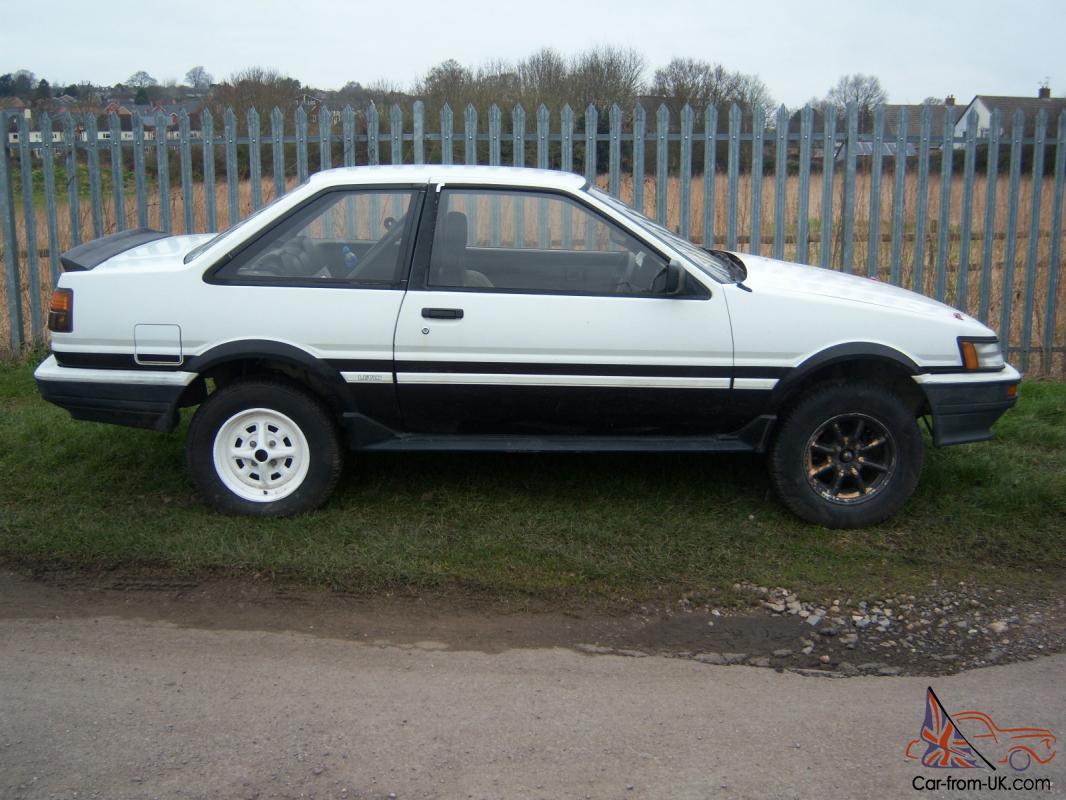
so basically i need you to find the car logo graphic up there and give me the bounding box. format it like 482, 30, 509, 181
904, 687, 1058, 771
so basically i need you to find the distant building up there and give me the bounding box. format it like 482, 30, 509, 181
952, 86, 1066, 138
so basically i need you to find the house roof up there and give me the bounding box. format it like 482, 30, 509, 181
972, 95, 1066, 118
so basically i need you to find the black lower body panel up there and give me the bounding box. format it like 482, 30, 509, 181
36, 378, 186, 432
923, 379, 1019, 446
358, 415, 776, 454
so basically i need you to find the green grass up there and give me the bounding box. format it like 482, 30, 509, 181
1, 356, 1063, 602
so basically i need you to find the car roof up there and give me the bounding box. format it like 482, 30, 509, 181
307, 164, 588, 191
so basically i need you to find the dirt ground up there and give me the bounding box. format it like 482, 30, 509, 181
1, 568, 1064, 800
2, 567, 1064, 676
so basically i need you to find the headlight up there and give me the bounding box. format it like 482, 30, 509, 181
958, 337, 1004, 370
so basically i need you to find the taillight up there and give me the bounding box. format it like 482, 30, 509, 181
48, 288, 73, 333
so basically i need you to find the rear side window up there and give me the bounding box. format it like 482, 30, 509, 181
428, 189, 669, 295
214, 189, 417, 286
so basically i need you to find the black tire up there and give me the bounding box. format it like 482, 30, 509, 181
769, 382, 923, 528
186, 379, 343, 516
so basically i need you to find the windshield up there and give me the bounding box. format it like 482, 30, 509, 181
183, 192, 291, 264
589, 187, 732, 282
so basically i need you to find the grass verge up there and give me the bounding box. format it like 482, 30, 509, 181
1, 356, 1063, 602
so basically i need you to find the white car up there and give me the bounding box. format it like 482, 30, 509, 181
35, 165, 1020, 527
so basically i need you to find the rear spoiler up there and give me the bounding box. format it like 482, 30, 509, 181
60, 228, 169, 272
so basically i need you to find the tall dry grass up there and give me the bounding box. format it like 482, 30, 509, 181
2, 171, 1064, 375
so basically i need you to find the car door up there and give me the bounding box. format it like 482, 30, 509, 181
393, 185, 736, 436
202, 186, 422, 428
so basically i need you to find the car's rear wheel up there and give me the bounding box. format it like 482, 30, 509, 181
769, 382, 923, 528
187, 379, 342, 516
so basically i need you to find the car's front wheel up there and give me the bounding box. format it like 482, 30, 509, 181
769, 382, 923, 528
187, 379, 343, 516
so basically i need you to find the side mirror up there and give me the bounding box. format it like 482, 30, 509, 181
664, 260, 688, 295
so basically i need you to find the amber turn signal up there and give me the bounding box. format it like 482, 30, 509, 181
47, 288, 73, 333
1007, 384, 1018, 398
959, 340, 979, 370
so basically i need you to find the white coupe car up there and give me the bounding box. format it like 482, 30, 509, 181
35, 165, 1020, 527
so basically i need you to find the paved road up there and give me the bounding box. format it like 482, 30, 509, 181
1, 591, 1063, 799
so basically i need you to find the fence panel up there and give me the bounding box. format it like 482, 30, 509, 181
1, 101, 1064, 375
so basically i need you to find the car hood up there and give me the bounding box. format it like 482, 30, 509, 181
736, 253, 963, 319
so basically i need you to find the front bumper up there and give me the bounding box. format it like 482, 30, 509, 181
34, 354, 197, 432
915, 366, 1021, 446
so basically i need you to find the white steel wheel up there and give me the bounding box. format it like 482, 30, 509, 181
187, 379, 343, 516
212, 408, 310, 502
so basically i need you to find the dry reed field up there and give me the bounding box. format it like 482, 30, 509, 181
2, 171, 1064, 375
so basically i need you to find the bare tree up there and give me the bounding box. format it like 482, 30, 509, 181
568, 46, 645, 110
825, 73, 887, 128
652, 59, 738, 110
126, 70, 158, 88
185, 66, 214, 90
210, 67, 302, 118
517, 48, 568, 109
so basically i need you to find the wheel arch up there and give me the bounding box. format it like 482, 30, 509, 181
176, 340, 354, 417
770, 343, 928, 420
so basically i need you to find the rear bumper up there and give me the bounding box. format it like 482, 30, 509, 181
34, 355, 197, 432
916, 367, 1021, 447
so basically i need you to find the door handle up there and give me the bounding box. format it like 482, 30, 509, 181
422, 308, 464, 319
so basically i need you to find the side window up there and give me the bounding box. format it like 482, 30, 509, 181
216, 189, 417, 285
428, 189, 669, 295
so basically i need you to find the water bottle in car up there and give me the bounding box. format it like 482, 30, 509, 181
343, 245, 358, 269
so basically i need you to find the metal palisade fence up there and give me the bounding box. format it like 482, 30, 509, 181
1, 101, 1064, 375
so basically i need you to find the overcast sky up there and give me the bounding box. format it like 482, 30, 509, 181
1, 0, 1060, 106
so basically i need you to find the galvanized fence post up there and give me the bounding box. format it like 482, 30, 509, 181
772, 105, 788, 260
727, 104, 741, 251
608, 104, 621, 197
269, 107, 284, 201
796, 105, 812, 265
999, 109, 1026, 352
16, 113, 42, 340
63, 114, 80, 247
179, 110, 195, 230
1045, 111, 1066, 370
247, 108, 262, 211
437, 104, 451, 166
203, 109, 218, 229
841, 103, 858, 272
956, 110, 978, 313
934, 106, 957, 301
84, 114, 104, 239
0, 111, 25, 351
412, 101, 424, 166
819, 107, 837, 268
464, 104, 477, 165
40, 113, 61, 286
703, 106, 718, 249
631, 104, 645, 214
889, 107, 908, 286
1019, 109, 1047, 371
912, 105, 932, 292
132, 112, 148, 228
108, 112, 125, 231
750, 105, 765, 256
978, 109, 1002, 323
867, 106, 885, 278
679, 105, 694, 240
155, 110, 171, 232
